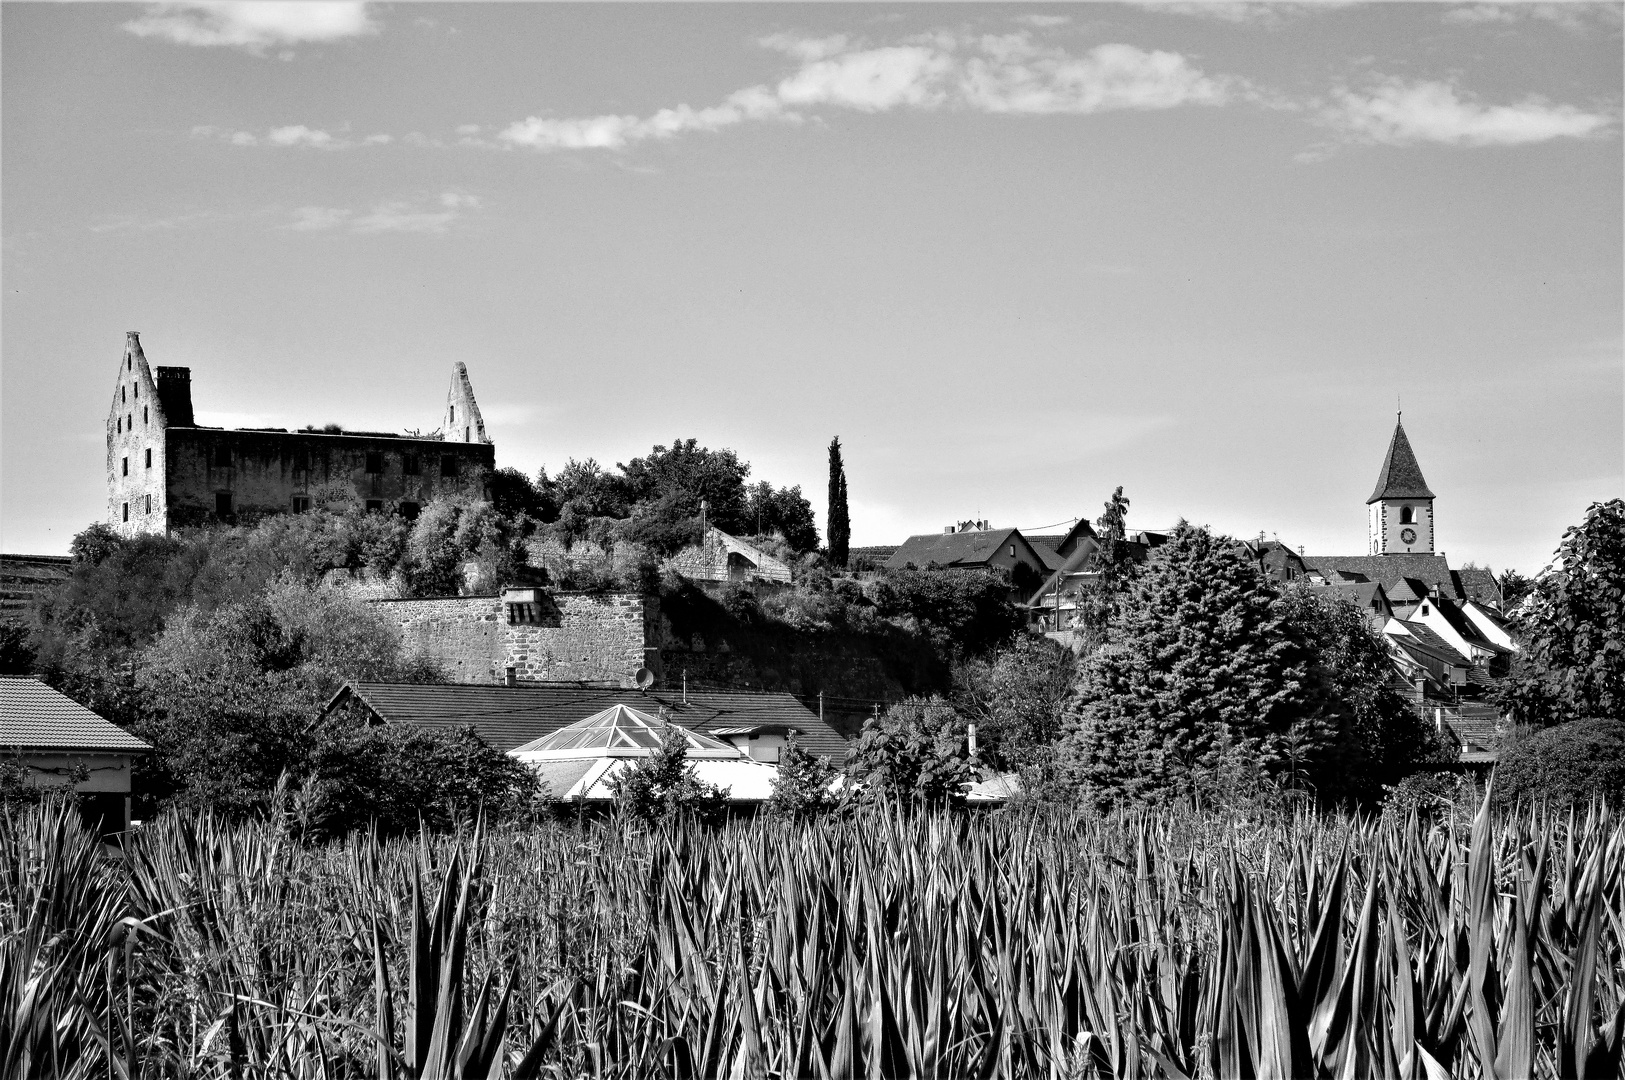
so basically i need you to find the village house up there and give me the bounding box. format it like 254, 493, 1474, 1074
1, 677, 151, 837
886, 521, 1053, 597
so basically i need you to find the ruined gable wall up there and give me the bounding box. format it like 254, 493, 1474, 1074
442, 362, 489, 446
106, 333, 168, 535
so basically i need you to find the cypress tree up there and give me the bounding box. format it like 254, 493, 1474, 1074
827, 436, 851, 568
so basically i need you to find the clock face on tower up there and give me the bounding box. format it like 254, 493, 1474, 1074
1401, 527, 1417, 544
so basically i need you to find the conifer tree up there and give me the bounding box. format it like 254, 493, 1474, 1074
1060, 523, 1313, 803
827, 436, 851, 569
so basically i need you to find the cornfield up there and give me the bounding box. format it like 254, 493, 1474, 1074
4, 795, 1622, 1079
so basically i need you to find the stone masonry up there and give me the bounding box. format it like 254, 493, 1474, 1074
375, 591, 661, 686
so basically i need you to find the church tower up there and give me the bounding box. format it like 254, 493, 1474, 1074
1367, 417, 1435, 555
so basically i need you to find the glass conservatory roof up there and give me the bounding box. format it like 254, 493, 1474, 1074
510, 703, 742, 759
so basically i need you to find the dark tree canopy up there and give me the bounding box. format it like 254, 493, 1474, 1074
1495, 718, 1625, 807
870, 568, 1024, 656
617, 439, 751, 534
827, 437, 850, 569
744, 481, 818, 554
1498, 499, 1625, 725
1061, 524, 1314, 803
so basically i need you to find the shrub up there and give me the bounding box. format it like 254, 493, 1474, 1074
303, 723, 540, 837
845, 695, 974, 807
1495, 718, 1625, 807
764, 737, 838, 819
607, 722, 731, 824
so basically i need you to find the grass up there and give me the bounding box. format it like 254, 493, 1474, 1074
3, 794, 1623, 1078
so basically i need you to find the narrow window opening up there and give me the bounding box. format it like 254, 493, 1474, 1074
440, 454, 457, 477
465, 426, 471, 442
449, 404, 455, 423
143, 406, 148, 425
145, 448, 152, 469
365, 451, 384, 474
122, 503, 129, 522
122, 457, 128, 477
116, 417, 122, 434
402, 454, 419, 475
145, 494, 152, 515
214, 444, 231, 468
122, 385, 127, 403
215, 492, 233, 518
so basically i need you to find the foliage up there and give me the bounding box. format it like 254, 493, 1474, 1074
951, 634, 1075, 770
743, 481, 818, 554
870, 567, 1024, 656
827, 436, 850, 569
1060, 523, 1314, 804
845, 695, 974, 806
1275, 582, 1448, 802
606, 721, 730, 824
10, 798, 1625, 1078
763, 736, 838, 819
490, 465, 558, 528
1498, 499, 1625, 726
618, 438, 751, 534
1495, 718, 1625, 807
1074, 484, 1134, 639
302, 723, 541, 838
1498, 567, 1535, 608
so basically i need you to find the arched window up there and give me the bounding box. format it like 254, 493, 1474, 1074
1399, 506, 1415, 524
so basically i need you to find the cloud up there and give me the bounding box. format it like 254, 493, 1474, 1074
123, 1, 377, 53
496, 33, 1228, 152
267, 124, 337, 147
282, 192, 477, 234
1135, 3, 1289, 24
193, 124, 393, 149
1442, 3, 1622, 32
1325, 78, 1612, 147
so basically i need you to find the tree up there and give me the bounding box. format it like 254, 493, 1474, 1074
952, 635, 1075, 770
303, 722, 540, 837
1275, 583, 1445, 802
1498, 499, 1625, 726
617, 439, 751, 534
606, 721, 731, 824
870, 568, 1024, 656
1496, 568, 1534, 609
827, 437, 850, 569
764, 736, 838, 818
1059, 524, 1313, 804
1495, 718, 1625, 807
744, 482, 819, 554
491, 466, 557, 527
1075, 485, 1134, 638
845, 695, 974, 806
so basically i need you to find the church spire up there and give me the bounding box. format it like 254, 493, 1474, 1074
1367, 418, 1434, 505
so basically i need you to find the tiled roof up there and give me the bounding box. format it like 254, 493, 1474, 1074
325, 681, 849, 761
1391, 621, 1471, 667
886, 529, 1022, 570
1302, 555, 1463, 600
0, 677, 151, 752
1028, 542, 1066, 572
1430, 596, 1508, 654
1453, 567, 1503, 608
1368, 421, 1435, 503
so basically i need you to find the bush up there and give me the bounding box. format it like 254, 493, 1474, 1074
1495, 718, 1625, 807
845, 695, 974, 807
302, 723, 541, 837
607, 722, 731, 824
764, 737, 838, 819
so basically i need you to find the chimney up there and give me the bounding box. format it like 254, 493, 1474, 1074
944, 525, 954, 534
504, 664, 517, 687
155, 366, 194, 427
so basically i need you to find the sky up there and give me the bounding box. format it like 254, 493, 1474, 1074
3, 1, 1620, 574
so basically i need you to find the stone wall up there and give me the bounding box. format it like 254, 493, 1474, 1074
0, 554, 70, 623
373, 590, 659, 686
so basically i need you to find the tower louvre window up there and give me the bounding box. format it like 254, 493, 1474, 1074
1400, 506, 1415, 524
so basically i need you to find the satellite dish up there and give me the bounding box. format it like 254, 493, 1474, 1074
635, 667, 656, 690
